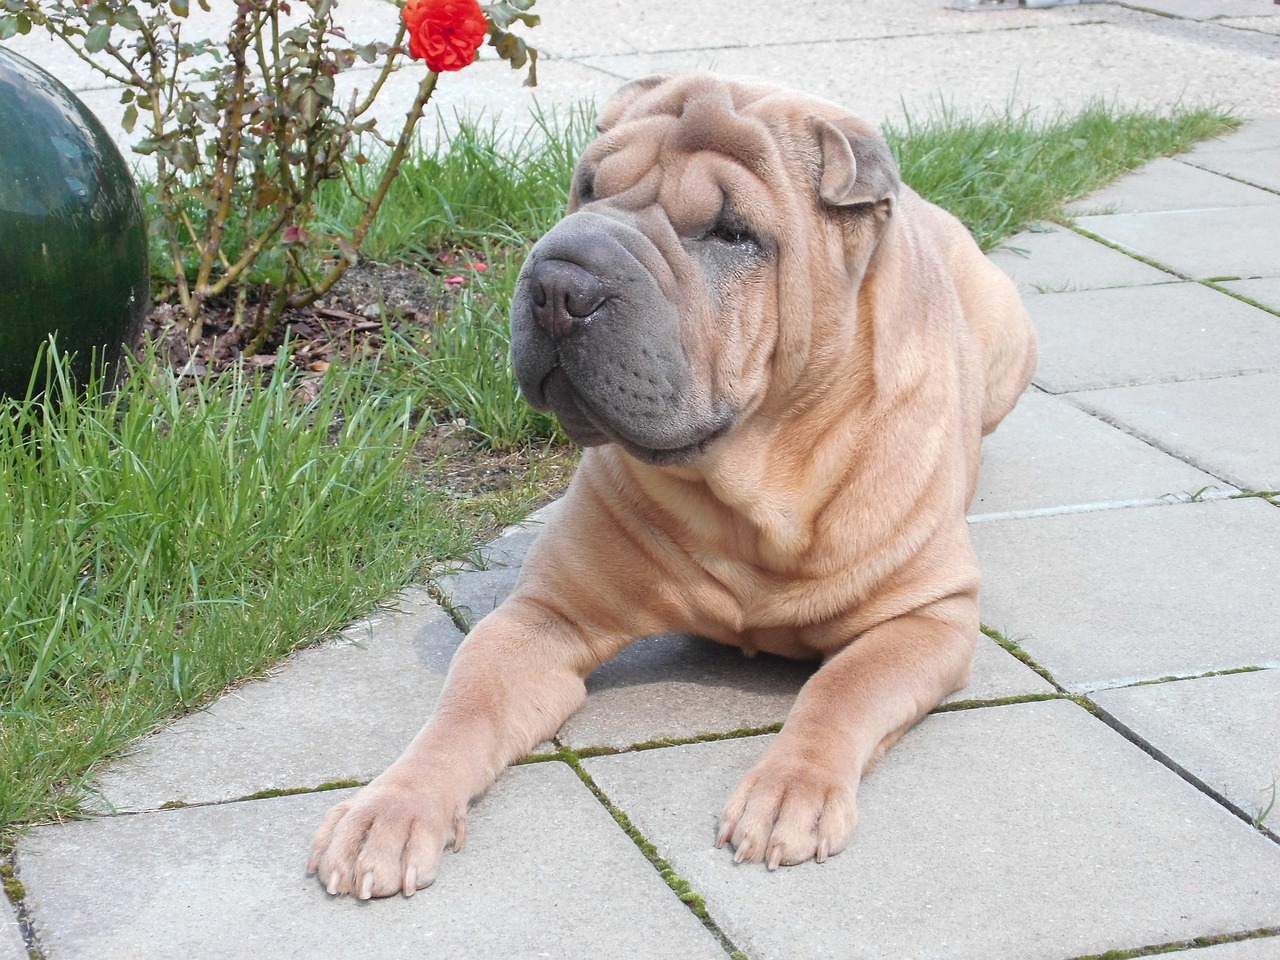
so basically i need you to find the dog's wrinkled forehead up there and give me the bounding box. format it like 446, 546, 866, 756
577, 75, 805, 215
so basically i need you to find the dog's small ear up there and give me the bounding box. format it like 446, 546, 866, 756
812, 117, 900, 211
596, 75, 672, 133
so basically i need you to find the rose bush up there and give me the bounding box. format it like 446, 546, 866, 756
404, 0, 489, 72
0, 0, 539, 347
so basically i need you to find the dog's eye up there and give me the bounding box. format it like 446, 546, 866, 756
704, 221, 756, 247
575, 170, 597, 204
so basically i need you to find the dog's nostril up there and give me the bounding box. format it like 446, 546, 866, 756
530, 259, 605, 339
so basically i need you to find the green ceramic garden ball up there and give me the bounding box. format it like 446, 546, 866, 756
0, 44, 148, 398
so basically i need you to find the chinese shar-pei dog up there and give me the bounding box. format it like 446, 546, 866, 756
310, 73, 1037, 898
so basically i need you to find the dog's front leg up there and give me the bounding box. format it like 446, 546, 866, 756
308, 597, 614, 899
717, 598, 977, 869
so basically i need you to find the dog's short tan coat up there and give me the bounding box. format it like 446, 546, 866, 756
310, 74, 1036, 898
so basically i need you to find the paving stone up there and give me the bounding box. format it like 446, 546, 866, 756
1182, 116, 1280, 193
1025, 282, 1280, 393
436, 565, 523, 629
1068, 372, 1280, 491
1092, 668, 1280, 831
1119, 0, 1279, 19
1065, 157, 1280, 216
583, 700, 1280, 960
971, 390, 1232, 519
560, 635, 813, 750
17, 764, 725, 960
1193, 116, 1280, 154
1179, 938, 1280, 959
89, 588, 464, 813
973, 498, 1280, 692
1221, 277, 1280, 313
987, 225, 1174, 296
559, 632, 1049, 751
436, 505, 562, 625
1221, 15, 1280, 36
1, 900, 25, 960
1075, 205, 1280, 281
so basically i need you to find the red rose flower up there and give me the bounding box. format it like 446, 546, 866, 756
402, 0, 489, 73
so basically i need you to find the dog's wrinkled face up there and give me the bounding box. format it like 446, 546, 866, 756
510, 74, 900, 466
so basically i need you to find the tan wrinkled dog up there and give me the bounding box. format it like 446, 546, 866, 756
310, 74, 1036, 899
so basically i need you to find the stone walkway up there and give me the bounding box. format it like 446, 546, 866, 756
4, 2, 1280, 959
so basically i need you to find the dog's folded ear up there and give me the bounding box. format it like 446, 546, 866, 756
812, 117, 900, 212
597, 75, 672, 133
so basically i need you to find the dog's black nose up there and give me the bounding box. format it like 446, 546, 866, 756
529, 259, 605, 339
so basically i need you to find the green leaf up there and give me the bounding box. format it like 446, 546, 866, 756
84, 22, 111, 53
0, 16, 19, 40
115, 5, 143, 30
121, 103, 138, 134
169, 0, 189, 15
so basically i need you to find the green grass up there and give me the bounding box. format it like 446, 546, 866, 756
885, 99, 1239, 251
0, 348, 539, 830
320, 107, 594, 260
0, 97, 1241, 839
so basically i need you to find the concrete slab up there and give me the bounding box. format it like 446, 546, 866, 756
1121, 0, 1280, 19
1065, 157, 1280, 216
970, 389, 1233, 519
973, 498, 1280, 692
558, 632, 1050, 751
17, 763, 726, 960
436, 565, 521, 628
1221, 277, 1280, 313
89, 588, 463, 813
1180, 938, 1280, 959
1181, 117, 1280, 193
1068, 372, 1280, 491
987, 225, 1174, 296
583, 700, 1280, 960
1093, 668, 1280, 831
560, 634, 813, 750
1184, 115, 1280, 156
577, 21, 1280, 124
0, 900, 25, 960
1076, 206, 1280, 280
1026, 282, 1280, 393
1221, 15, 1280, 36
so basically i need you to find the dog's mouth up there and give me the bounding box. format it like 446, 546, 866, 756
538, 365, 735, 467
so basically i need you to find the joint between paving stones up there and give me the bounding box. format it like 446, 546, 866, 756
931, 692, 1064, 714
1175, 158, 1280, 200
423, 579, 474, 634
554, 750, 751, 960
1064, 925, 1280, 960
2, 850, 45, 960
1108, 3, 1181, 21
980, 624, 1065, 690
1057, 396, 1250, 492
1202, 280, 1280, 320
1087, 701, 1280, 844
1111, 664, 1269, 690
1067, 223, 1280, 327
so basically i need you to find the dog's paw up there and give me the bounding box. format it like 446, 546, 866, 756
716, 758, 857, 870
307, 779, 466, 899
